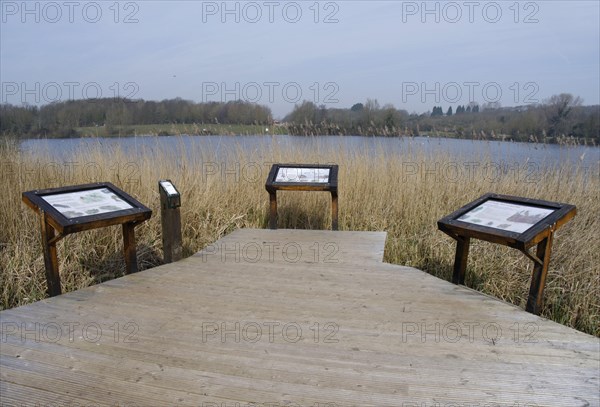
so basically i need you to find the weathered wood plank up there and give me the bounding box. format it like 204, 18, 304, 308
1, 228, 598, 406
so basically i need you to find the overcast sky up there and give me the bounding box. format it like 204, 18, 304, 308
1, 1, 599, 118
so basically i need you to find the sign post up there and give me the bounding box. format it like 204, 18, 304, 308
159, 179, 182, 263
438, 193, 576, 314
265, 164, 339, 230
22, 182, 152, 297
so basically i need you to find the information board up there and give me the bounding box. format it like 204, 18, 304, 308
437, 193, 576, 315
22, 182, 152, 297
265, 164, 339, 230
275, 167, 330, 183
457, 199, 555, 234
41, 187, 134, 219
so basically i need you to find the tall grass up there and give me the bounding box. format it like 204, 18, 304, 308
1, 136, 598, 336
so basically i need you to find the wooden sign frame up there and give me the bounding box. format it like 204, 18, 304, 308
265, 164, 339, 230
22, 182, 152, 297
438, 193, 576, 314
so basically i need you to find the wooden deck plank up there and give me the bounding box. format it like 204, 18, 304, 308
1, 228, 598, 406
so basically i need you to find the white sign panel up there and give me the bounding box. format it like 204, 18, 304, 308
160, 181, 179, 196
42, 188, 133, 219
458, 200, 554, 233
275, 167, 330, 183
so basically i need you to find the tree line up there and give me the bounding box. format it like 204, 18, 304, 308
284, 94, 598, 144
431, 105, 480, 116
0, 98, 272, 138
1, 94, 598, 144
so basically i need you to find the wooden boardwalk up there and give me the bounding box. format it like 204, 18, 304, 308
1, 229, 598, 406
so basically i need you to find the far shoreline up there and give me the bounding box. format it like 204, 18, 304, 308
9, 123, 599, 149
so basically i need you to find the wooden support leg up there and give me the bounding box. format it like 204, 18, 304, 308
161, 206, 183, 263
269, 192, 278, 230
331, 191, 339, 231
40, 211, 61, 297
526, 234, 553, 315
122, 222, 139, 274
452, 236, 470, 285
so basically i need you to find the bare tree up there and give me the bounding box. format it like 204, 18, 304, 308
544, 93, 583, 136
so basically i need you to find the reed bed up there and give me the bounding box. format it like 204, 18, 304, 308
1, 137, 598, 336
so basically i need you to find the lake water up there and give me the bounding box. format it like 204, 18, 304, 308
16, 136, 600, 190
20, 135, 599, 170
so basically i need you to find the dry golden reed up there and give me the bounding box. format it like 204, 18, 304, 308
1, 136, 598, 336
